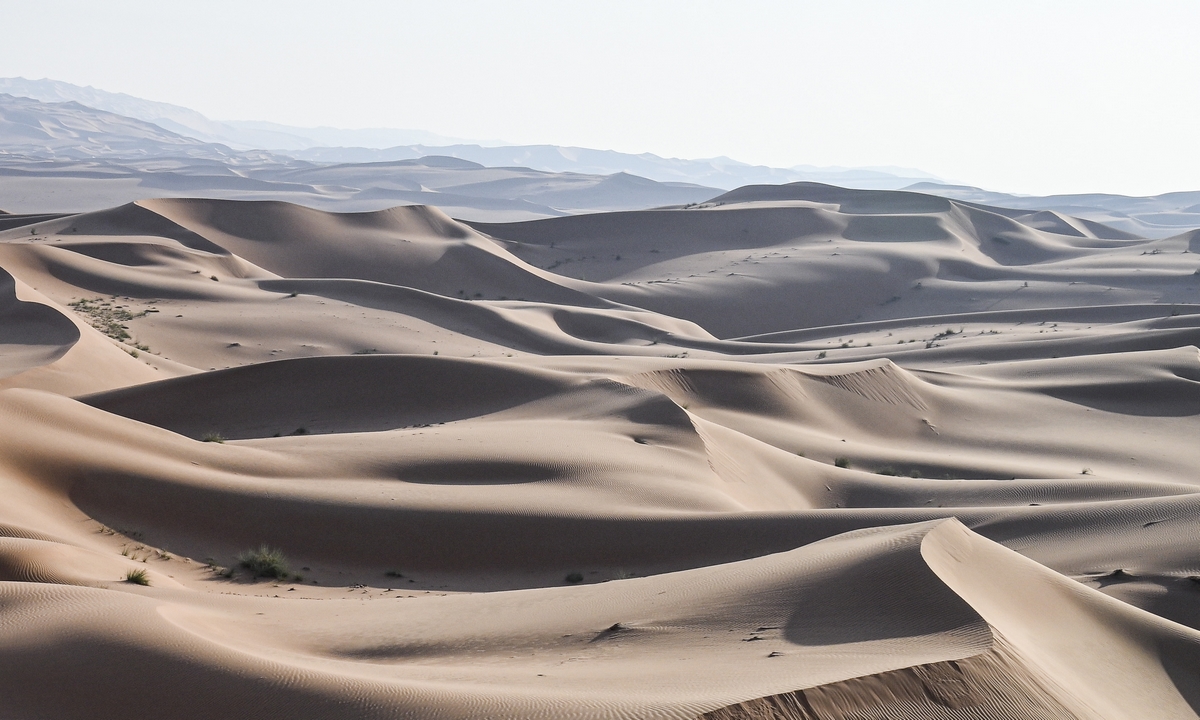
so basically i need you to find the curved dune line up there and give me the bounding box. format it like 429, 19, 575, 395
0, 265, 80, 380
698, 519, 1200, 720
799, 360, 928, 411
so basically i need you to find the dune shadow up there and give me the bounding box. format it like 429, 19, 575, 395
1044, 383, 1200, 417
783, 547, 982, 646
394, 460, 561, 485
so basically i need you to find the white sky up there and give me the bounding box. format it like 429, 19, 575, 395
5, 0, 1200, 195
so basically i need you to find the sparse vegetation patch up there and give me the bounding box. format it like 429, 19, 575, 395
68, 297, 157, 354
237, 545, 290, 580
124, 568, 150, 586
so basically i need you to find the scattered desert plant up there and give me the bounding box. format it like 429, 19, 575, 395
564, 572, 584, 584
237, 545, 290, 580
201, 432, 225, 443
207, 563, 235, 579
816, 351, 827, 360
67, 298, 157, 354
385, 570, 404, 578
124, 568, 150, 586
834, 457, 850, 469
68, 298, 133, 341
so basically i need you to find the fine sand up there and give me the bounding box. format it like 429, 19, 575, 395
0, 183, 1198, 718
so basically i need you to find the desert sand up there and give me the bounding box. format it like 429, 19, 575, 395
0, 182, 1198, 718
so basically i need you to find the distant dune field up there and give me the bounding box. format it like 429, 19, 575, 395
0, 183, 1198, 719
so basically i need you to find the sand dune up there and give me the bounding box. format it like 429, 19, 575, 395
0, 185, 1198, 718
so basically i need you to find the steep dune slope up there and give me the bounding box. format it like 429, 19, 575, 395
704, 520, 1200, 720
0, 266, 78, 379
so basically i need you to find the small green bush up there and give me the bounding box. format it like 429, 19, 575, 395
124, 568, 150, 586
564, 572, 584, 584
202, 432, 225, 443
237, 545, 290, 579
834, 457, 850, 469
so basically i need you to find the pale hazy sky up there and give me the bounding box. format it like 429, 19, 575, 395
5, 1, 1200, 195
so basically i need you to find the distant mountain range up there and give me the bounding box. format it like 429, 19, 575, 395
0, 93, 254, 162
0, 77, 941, 191
0, 77, 474, 151
0, 78, 1198, 236
0, 93, 718, 220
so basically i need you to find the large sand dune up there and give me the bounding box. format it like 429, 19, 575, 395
0, 184, 1197, 718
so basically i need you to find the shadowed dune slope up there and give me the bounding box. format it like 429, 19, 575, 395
81, 354, 581, 438
141, 198, 606, 307
0, 266, 79, 379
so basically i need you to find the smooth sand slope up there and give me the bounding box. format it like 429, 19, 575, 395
0, 184, 1198, 718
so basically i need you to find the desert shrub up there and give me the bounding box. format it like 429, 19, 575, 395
201, 432, 225, 443
834, 457, 850, 469
237, 545, 290, 579
124, 568, 150, 586
564, 572, 584, 584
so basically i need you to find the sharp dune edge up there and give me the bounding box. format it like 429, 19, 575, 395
0, 184, 1198, 719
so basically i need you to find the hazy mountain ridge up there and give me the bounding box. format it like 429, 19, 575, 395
0, 153, 718, 220
0, 78, 1197, 236
0, 77, 471, 152
0, 77, 940, 190
286, 144, 943, 190
0, 93, 248, 161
